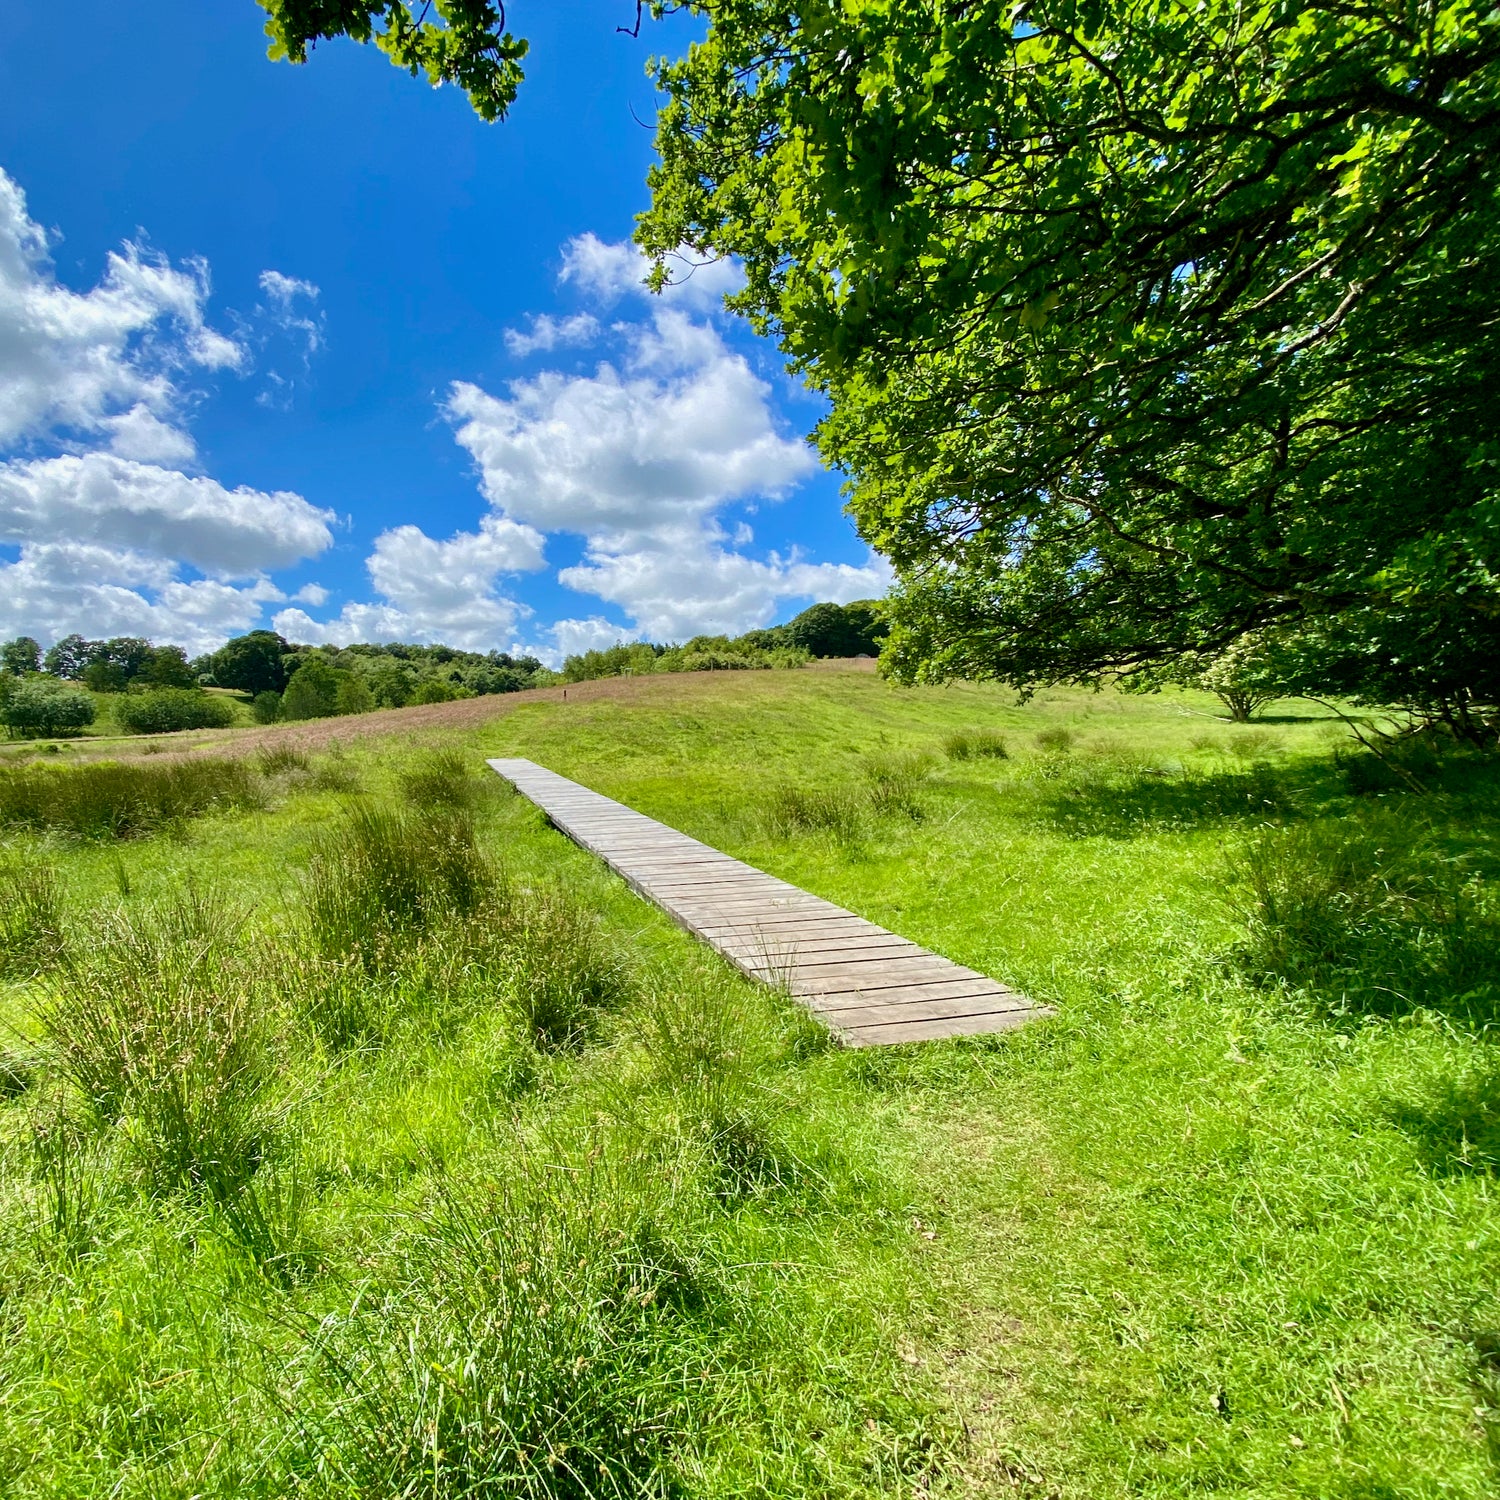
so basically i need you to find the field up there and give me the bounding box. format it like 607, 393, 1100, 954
1, 663, 1497, 1498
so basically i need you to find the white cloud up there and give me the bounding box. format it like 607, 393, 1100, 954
258, 268, 323, 356
273, 513, 545, 650
103, 403, 196, 465
0, 543, 284, 656
560, 535, 891, 641
447, 313, 812, 545
504, 312, 600, 358
550, 616, 640, 659
0, 166, 241, 452
440, 304, 885, 638
291, 582, 329, 606
0, 453, 335, 575
559, 232, 743, 312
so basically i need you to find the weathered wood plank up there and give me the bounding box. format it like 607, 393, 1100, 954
487, 757, 1051, 1047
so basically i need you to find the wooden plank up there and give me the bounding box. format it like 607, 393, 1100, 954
487, 757, 1051, 1047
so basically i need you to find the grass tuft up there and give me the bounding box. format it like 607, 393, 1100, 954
1035, 726, 1075, 753
0, 858, 65, 976
862, 751, 931, 820
761, 783, 864, 842
399, 747, 484, 809
943, 727, 1009, 761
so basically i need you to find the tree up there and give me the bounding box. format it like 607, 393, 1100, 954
1, 681, 96, 739
212, 631, 294, 696
1, 637, 41, 676
280, 657, 343, 720
335, 673, 375, 715
138, 645, 197, 689
785, 601, 887, 658
262, 1, 1500, 733
43, 635, 94, 680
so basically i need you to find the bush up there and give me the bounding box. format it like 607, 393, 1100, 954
411, 676, 462, 705
1, 680, 96, 739
0, 757, 263, 838
943, 727, 1009, 761
252, 690, 282, 724
114, 688, 236, 735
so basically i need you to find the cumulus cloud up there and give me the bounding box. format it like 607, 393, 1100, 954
440, 303, 887, 638
0, 166, 240, 453
0, 542, 285, 656
0, 453, 335, 575
448, 313, 812, 545
504, 312, 600, 358
559, 232, 744, 311
272, 513, 545, 650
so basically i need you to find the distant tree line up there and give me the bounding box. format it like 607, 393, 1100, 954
561, 601, 888, 684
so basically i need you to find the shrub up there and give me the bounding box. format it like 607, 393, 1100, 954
0, 859, 65, 977
0, 757, 263, 838
114, 688, 236, 735
1, 680, 96, 739
252, 690, 282, 724
411, 676, 463, 705
943, 727, 1008, 761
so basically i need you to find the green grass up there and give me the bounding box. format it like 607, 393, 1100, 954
0, 667, 1496, 1497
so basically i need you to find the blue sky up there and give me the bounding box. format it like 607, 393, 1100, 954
0, 1, 886, 663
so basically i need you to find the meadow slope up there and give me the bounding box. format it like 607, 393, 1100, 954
1, 665, 1497, 1498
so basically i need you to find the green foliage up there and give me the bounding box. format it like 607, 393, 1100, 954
113, 688, 236, 735
398, 746, 483, 809
0, 756, 262, 838
280, 656, 342, 720
334, 672, 375, 715
1, 636, 41, 676
210, 630, 293, 695
251, 689, 282, 724
785, 599, 887, 658
260, 0, 528, 122
633, 0, 1500, 722
1, 679, 96, 738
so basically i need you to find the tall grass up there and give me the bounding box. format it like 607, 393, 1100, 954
0, 858, 65, 976
503, 884, 630, 1050
305, 806, 495, 969
1228, 816, 1500, 1018
0, 757, 263, 838
942, 727, 1009, 761
399, 746, 484, 809
37, 893, 277, 1184
280, 1155, 690, 1499
862, 752, 931, 820
761, 782, 864, 841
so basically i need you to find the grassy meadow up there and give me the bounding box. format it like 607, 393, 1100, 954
1, 664, 1497, 1497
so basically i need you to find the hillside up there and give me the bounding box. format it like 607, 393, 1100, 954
1, 664, 1496, 1497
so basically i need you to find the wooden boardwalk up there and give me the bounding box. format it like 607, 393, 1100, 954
487, 758, 1050, 1047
